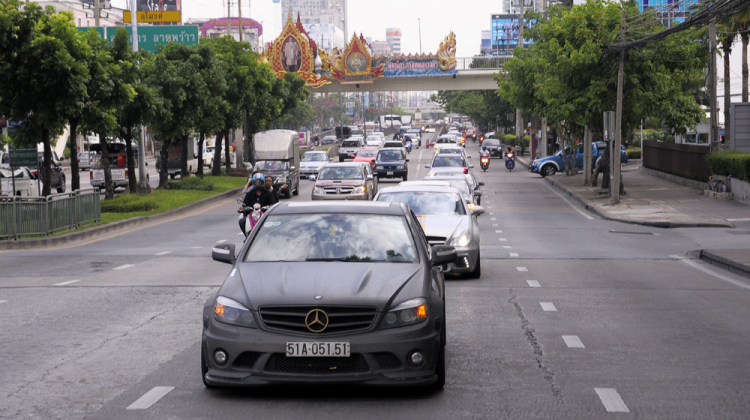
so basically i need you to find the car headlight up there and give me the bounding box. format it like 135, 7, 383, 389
450, 230, 471, 248
396, 165, 405, 169
533, 161, 540, 166
375, 165, 384, 169
214, 296, 257, 328
381, 298, 428, 329
354, 186, 366, 193
313, 186, 325, 194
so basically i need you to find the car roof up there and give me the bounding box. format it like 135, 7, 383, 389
304, 150, 328, 154
273, 201, 405, 215
322, 162, 366, 168
377, 185, 463, 195
379, 147, 404, 152
399, 181, 452, 187
427, 167, 470, 175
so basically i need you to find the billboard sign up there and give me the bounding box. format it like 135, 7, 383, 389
491, 14, 535, 55
124, 10, 181, 23
79, 25, 199, 52
379, 59, 457, 78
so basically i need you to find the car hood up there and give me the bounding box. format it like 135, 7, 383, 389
533, 155, 560, 165
376, 160, 406, 166
301, 161, 326, 168
314, 180, 365, 187
231, 263, 423, 310
415, 214, 468, 240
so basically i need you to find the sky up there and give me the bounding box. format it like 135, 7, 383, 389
171, 0, 501, 57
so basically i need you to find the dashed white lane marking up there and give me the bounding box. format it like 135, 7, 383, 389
516, 267, 528, 272
672, 255, 750, 290
190, 246, 202, 249
489, 212, 495, 215
562, 335, 585, 348
594, 388, 630, 413
498, 238, 507, 242
541, 181, 595, 220
0, 300, 8, 304
216, 239, 228, 244
503, 246, 512, 249
126, 386, 175, 410
509, 252, 519, 257
526, 280, 541, 288
540, 302, 557, 311
490, 218, 497, 221
492, 224, 499, 227
495, 230, 503, 233
114, 264, 134, 271
54, 280, 80, 286
155, 251, 171, 256
237, 232, 244, 235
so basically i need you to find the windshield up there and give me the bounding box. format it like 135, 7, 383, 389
378, 191, 466, 216
318, 166, 363, 180
438, 148, 462, 155
483, 139, 500, 147
342, 141, 360, 148
254, 160, 289, 172
302, 153, 327, 162
378, 150, 404, 162
357, 150, 378, 158
436, 138, 454, 143
432, 156, 467, 167
245, 214, 417, 263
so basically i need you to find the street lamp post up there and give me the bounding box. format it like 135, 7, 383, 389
418, 18, 422, 54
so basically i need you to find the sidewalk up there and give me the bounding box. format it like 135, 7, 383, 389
516, 155, 750, 278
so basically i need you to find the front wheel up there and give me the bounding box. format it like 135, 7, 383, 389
542, 164, 556, 177
57, 175, 66, 193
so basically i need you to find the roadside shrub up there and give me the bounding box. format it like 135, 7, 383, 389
642, 130, 675, 143
706, 151, 750, 182
166, 177, 215, 190
627, 149, 641, 159
101, 194, 159, 213
504, 134, 518, 147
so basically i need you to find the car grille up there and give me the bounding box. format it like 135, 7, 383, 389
232, 351, 261, 369
323, 187, 354, 194
426, 236, 447, 246
266, 354, 369, 374
259, 306, 378, 334
373, 352, 402, 370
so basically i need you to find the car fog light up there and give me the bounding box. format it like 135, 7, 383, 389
214, 350, 227, 365
463, 257, 469, 267
410, 351, 424, 365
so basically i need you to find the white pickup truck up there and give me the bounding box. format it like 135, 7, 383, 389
89, 143, 148, 190
0, 166, 37, 197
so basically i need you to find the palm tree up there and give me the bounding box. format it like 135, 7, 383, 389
730, 10, 750, 101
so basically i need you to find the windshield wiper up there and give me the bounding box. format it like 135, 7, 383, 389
305, 256, 372, 262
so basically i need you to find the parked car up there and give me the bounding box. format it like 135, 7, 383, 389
373, 148, 409, 181
300, 151, 331, 178
0, 165, 37, 196
530, 142, 627, 177
311, 162, 377, 200
375, 184, 484, 278
35, 152, 65, 193
206, 201, 456, 388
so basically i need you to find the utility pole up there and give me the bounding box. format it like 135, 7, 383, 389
227, 0, 231, 38
709, 17, 719, 150
94, 0, 100, 26
583, 124, 592, 185
515, 11, 524, 141
130, 0, 148, 191
238, 0, 243, 42
612, 7, 626, 204
418, 18, 422, 54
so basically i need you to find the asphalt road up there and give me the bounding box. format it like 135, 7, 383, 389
3, 130, 750, 419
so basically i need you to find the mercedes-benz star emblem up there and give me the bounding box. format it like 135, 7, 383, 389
305, 309, 329, 333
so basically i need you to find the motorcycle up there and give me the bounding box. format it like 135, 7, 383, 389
505, 152, 515, 171
405, 141, 413, 154
238, 198, 266, 238
480, 155, 490, 172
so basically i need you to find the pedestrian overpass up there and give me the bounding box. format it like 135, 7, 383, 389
314, 56, 509, 93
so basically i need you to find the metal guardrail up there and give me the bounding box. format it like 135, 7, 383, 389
454, 56, 513, 71
0, 188, 101, 240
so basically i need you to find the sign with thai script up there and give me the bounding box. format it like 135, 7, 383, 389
124, 10, 181, 23
105, 26, 199, 52
381, 59, 457, 78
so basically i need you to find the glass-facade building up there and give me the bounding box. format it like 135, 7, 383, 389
638, 0, 700, 25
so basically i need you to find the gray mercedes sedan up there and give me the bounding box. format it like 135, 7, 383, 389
204, 201, 457, 388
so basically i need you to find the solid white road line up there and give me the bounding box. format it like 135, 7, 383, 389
503, 246, 512, 249
673, 256, 750, 290
516, 267, 528, 272
113, 264, 134, 271
727, 217, 750, 222
541, 181, 595, 220
509, 252, 519, 257
594, 388, 630, 413
562, 335, 585, 348
540, 302, 557, 311
54, 280, 80, 286
490, 218, 497, 221
526, 280, 541, 288
492, 224, 499, 227
126, 386, 174, 410
499, 238, 508, 242
489, 212, 495, 215
216, 239, 228, 244
155, 251, 171, 256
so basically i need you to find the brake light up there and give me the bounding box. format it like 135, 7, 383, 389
463, 168, 468, 174
89, 171, 93, 179
125, 170, 128, 178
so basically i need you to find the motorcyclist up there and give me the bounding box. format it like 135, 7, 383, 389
480, 145, 490, 158
239, 173, 276, 233
264, 175, 288, 202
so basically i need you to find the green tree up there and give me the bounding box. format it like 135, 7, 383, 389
0, 1, 89, 196
730, 10, 750, 102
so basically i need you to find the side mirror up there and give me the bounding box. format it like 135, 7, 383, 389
212, 243, 236, 265
478, 181, 485, 186
405, 159, 410, 162
431, 245, 457, 267
474, 191, 483, 196
471, 205, 485, 215
309, 175, 316, 181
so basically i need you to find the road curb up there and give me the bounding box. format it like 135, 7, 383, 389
1, 186, 244, 251
697, 250, 750, 279
542, 177, 733, 229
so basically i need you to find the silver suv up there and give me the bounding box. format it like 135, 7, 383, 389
338, 138, 362, 162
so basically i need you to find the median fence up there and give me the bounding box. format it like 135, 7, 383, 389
0, 189, 101, 240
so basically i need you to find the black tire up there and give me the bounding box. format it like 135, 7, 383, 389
339, 157, 344, 162
201, 345, 215, 389
542, 164, 556, 177
402, 174, 407, 181
57, 175, 66, 193
465, 251, 481, 279
170, 174, 176, 180
432, 333, 446, 390
292, 180, 299, 196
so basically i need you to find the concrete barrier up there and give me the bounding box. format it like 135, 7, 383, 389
730, 177, 750, 206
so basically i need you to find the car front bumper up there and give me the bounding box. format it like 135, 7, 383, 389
338, 152, 358, 160
299, 167, 322, 177
311, 192, 369, 200
445, 243, 480, 274
374, 168, 407, 179
202, 313, 440, 387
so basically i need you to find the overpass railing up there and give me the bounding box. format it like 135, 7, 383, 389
0, 188, 101, 240
455, 56, 513, 71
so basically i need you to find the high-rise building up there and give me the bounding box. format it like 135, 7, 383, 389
386, 27, 401, 55
281, 0, 347, 34
480, 30, 491, 53
636, 0, 699, 26
307, 23, 345, 51
372, 40, 392, 56
502, 0, 542, 14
